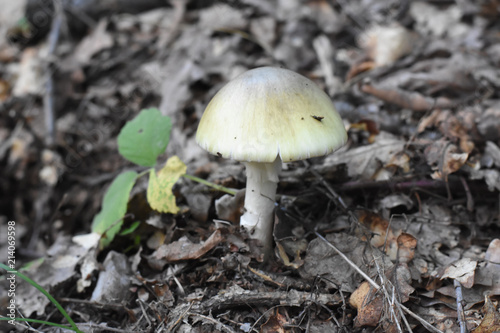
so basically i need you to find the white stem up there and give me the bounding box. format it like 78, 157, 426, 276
240, 157, 282, 257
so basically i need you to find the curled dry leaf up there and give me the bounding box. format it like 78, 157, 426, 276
300, 232, 393, 292
350, 264, 414, 329
324, 131, 405, 180
418, 109, 475, 153
434, 143, 469, 180
379, 193, 414, 211
91, 251, 132, 303
475, 239, 500, 295
397, 233, 417, 264
153, 229, 224, 262
440, 258, 477, 288
350, 281, 383, 327
261, 310, 287, 333
472, 296, 500, 333
424, 140, 468, 180
357, 211, 399, 261
215, 190, 245, 224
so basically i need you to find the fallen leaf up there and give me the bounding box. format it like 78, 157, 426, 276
91, 251, 132, 303
397, 233, 417, 264
147, 155, 187, 214
261, 309, 286, 333
300, 233, 393, 292
153, 229, 224, 262
440, 258, 477, 288
472, 296, 500, 332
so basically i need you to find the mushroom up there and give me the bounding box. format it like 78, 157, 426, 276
196, 67, 347, 257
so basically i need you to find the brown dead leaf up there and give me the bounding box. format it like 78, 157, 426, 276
418, 109, 443, 133
0, 79, 10, 101
153, 229, 224, 262
357, 211, 400, 261
434, 143, 469, 180
324, 132, 405, 180
397, 233, 417, 264
393, 264, 415, 303
300, 233, 394, 292
472, 296, 500, 332
425, 140, 468, 181
350, 281, 384, 327
440, 258, 477, 288
275, 241, 305, 269
385, 151, 411, 173
346, 61, 376, 81
261, 309, 287, 333
215, 190, 245, 224
350, 264, 414, 329
418, 109, 475, 153
475, 239, 500, 295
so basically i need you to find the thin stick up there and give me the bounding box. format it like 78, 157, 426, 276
183, 174, 237, 195
187, 312, 236, 333
454, 280, 468, 333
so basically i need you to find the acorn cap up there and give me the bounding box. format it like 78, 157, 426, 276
196, 67, 347, 163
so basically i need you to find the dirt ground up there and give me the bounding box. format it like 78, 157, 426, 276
1, 0, 500, 332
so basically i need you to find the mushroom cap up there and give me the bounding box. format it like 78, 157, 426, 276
196, 67, 347, 163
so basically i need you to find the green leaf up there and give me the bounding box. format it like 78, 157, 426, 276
92, 171, 138, 247
118, 108, 172, 167
147, 156, 187, 214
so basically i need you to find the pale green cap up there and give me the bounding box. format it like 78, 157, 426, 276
196, 67, 347, 163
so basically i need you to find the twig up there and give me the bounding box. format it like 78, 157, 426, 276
75, 322, 139, 332
172, 302, 192, 330
183, 174, 237, 195
373, 258, 407, 333
460, 176, 474, 212
187, 312, 236, 333
314, 232, 444, 333
454, 280, 468, 333
137, 299, 152, 327
315, 232, 380, 289
43, 0, 64, 146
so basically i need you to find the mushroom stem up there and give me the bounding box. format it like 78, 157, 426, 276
240, 156, 282, 257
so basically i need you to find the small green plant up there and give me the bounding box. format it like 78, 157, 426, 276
92, 108, 235, 248
0, 263, 83, 332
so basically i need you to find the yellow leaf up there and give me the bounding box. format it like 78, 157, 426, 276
147, 156, 187, 214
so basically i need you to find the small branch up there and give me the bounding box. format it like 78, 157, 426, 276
454, 280, 468, 333
43, 0, 64, 146
186, 312, 236, 333
183, 174, 237, 196
360, 81, 455, 112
